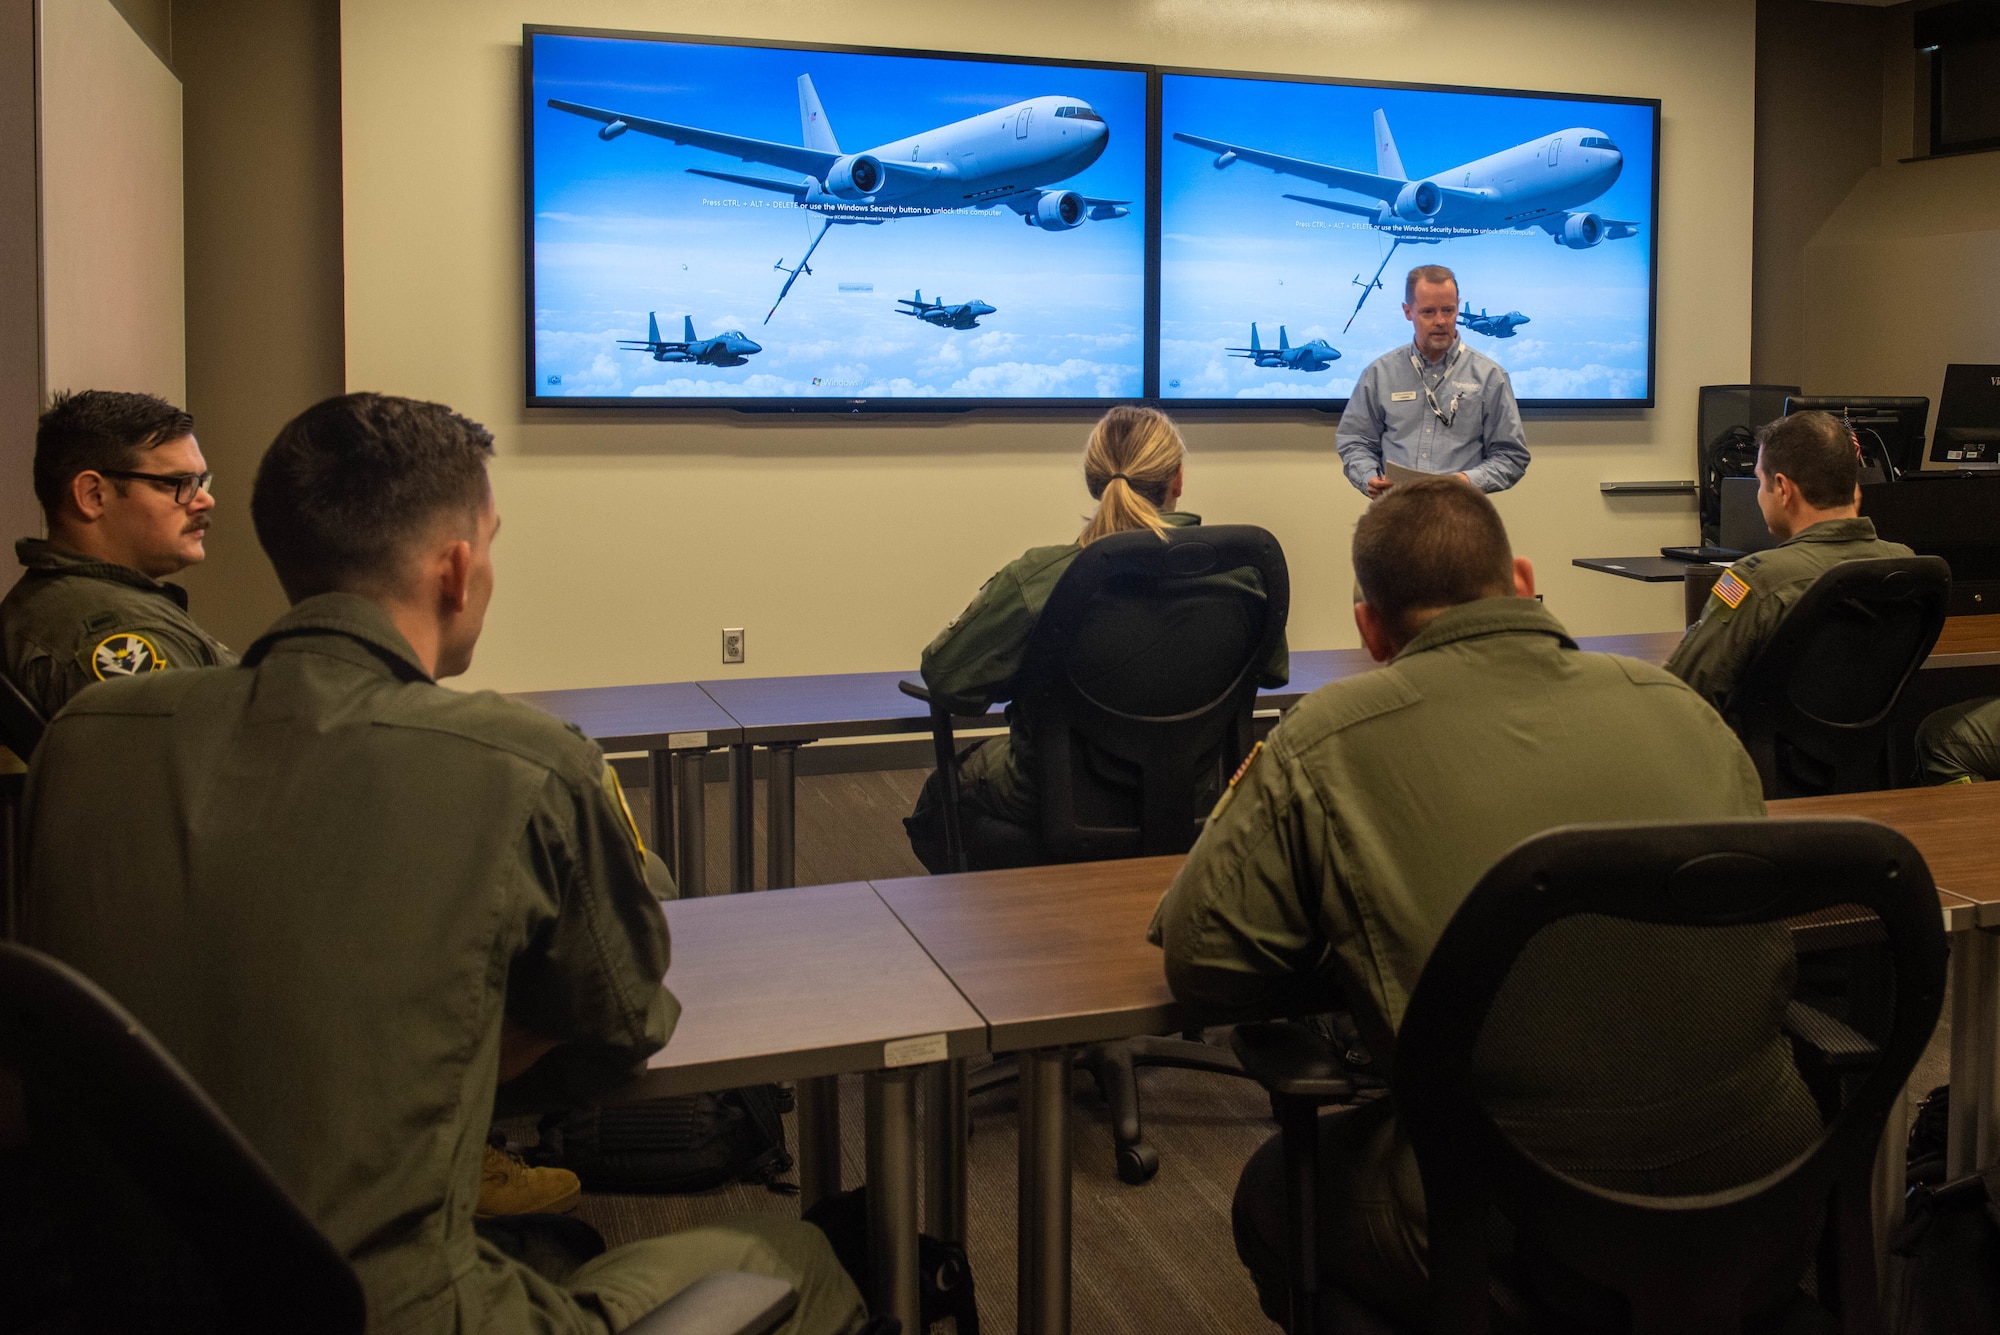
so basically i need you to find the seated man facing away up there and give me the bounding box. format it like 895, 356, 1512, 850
1666, 409, 1911, 712
0, 390, 234, 719
23, 394, 864, 1334
1150, 477, 1818, 1327
905, 405, 1288, 871
1917, 695, 2000, 783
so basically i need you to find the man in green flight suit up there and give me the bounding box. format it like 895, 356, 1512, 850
0, 390, 235, 721
1150, 477, 1818, 1327
23, 394, 865, 1334
1916, 695, 2000, 783
1666, 409, 1911, 712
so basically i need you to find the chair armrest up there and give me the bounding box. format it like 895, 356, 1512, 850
1231, 1021, 1358, 1105
622, 1272, 799, 1335
897, 678, 931, 703
1782, 1000, 1880, 1070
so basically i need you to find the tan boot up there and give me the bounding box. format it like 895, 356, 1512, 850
477, 1142, 581, 1217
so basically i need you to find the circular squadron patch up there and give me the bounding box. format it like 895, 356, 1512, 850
91, 632, 167, 680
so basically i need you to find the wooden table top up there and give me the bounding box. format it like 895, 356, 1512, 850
1770, 782, 2000, 926
509, 680, 741, 752
872, 855, 1188, 1052
1930, 614, 2000, 666
634, 882, 986, 1096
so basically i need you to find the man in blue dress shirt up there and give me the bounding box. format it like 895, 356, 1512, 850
1335, 265, 1530, 497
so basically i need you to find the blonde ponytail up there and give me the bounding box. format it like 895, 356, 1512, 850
1079, 406, 1186, 547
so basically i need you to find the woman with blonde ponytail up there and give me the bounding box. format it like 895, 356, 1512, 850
905, 407, 1289, 872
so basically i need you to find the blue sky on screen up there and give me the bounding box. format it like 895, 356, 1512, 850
1159, 74, 1657, 402
530, 34, 1148, 400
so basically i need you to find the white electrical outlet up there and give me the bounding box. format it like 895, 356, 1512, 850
722, 628, 745, 664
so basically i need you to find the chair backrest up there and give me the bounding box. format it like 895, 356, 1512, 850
0, 673, 45, 763
1726, 555, 1950, 798
1014, 524, 1288, 862
1394, 819, 1946, 1335
0, 941, 363, 1333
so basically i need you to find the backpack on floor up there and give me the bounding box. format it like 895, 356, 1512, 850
534, 1085, 793, 1195
1887, 1165, 2000, 1333
803, 1186, 979, 1335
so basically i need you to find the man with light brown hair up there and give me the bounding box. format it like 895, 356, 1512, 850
1334, 264, 1529, 497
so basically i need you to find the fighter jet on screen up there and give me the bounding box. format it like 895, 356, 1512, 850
618, 313, 762, 367
1227, 323, 1340, 372
1175, 110, 1639, 327
897, 290, 996, 329
550, 76, 1131, 322
1458, 304, 1531, 338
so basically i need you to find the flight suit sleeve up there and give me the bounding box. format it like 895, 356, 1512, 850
49, 619, 228, 717
498, 764, 679, 1111
1917, 695, 2000, 784
920, 567, 1036, 717
1464, 369, 1529, 494
1663, 577, 1789, 714
1147, 734, 1341, 1023
1334, 366, 1387, 496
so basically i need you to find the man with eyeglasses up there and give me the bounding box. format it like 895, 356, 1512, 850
0, 390, 235, 720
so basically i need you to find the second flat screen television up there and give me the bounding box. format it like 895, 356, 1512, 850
528, 29, 1149, 406
1158, 72, 1659, 407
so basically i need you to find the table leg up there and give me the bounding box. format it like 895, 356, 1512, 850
646, 749, 674, 872
767, 742, 801, 891
864, 1067, 921, 1332
924, 1058, 968, 1246
729, 743, 755, 893
1948, 927, 1998, 1177
795, 1075, 842, 1211
672, 750, 708, 897
1018, 1046, 1073, 1335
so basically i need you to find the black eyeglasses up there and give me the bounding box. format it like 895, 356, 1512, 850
98, 470, 213, 505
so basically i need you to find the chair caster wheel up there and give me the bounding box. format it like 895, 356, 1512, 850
1115, 1142, 1159, 1184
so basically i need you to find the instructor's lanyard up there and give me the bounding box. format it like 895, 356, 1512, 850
1409, 344, 1464, 429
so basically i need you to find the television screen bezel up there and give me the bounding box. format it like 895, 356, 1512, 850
1152, 63, 1661, 412
521, 24, 1160, 412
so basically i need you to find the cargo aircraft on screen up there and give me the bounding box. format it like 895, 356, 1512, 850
1228, 323, 1340, 372
550, 75, 1130, 322
619, 313, 762, 366
1175, 109, 1639, 327
898, 290, 996, 329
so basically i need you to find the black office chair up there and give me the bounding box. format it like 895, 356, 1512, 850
906, 523, 1289, 1182
0, 672, 45, 763
1723, 556, 1950, 798
0, 943, 803, 1335
0, 678, 39, 940
1235, 819, 1946, 1335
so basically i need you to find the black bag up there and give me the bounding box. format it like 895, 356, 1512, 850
534, 1086, 793, 1195
802, 1186, 979, 1335
1888, 1165, 2000, 1332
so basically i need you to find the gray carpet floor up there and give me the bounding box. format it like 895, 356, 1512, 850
587, 766, 1954, 1335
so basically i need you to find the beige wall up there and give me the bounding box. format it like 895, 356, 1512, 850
39, 0, 184, 407
0, 0, 43, 555
341, 0, 1756, 694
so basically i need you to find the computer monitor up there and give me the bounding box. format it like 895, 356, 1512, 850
1718, 476, 1779, 556
1927, 364, 2000, 470
1782, 396, 1930, 480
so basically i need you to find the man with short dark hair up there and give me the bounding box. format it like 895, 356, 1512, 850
1666, 409, 1913, 711
23, 393, 865, 1334
1335, 264, 1529, 497
0, 390, 233, 719
1150, 476, 1813, 1326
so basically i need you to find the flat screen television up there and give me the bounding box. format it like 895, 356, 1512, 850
525, 27, 1151, 408
1156, 70, 1659, 408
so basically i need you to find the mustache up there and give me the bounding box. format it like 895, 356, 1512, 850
184, 516, 212, 534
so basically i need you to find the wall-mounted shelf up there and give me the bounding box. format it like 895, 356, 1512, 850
1600, 480, 1698, 495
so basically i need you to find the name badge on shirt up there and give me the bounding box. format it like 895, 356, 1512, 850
1390, 390, 1418, 402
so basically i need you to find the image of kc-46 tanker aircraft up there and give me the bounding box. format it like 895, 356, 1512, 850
1227, 323, 1340, 372
551, 74, 1131, 323
618, 313, 763, 366
897, 290, 997, 329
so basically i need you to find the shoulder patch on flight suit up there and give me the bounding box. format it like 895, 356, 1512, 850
601, 764, 648, 854
1207, 740, 1264, 823
1711, 569, 1751, 614
91, 632, 166, 680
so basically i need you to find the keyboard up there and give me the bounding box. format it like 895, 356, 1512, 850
1660, 545, 1744, 563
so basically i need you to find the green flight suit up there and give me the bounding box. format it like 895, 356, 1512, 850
1150, 597, 1818, 1325
0, 537, 236, 721
1665, 517, 1913, 712
22, 593, 863, 1335
911, 511, 1289, 867
1917, 695, 2000, 784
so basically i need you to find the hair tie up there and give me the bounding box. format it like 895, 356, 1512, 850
1107, 473, 1130, 485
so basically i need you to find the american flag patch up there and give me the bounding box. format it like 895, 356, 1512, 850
1713, 569, 1751, 609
